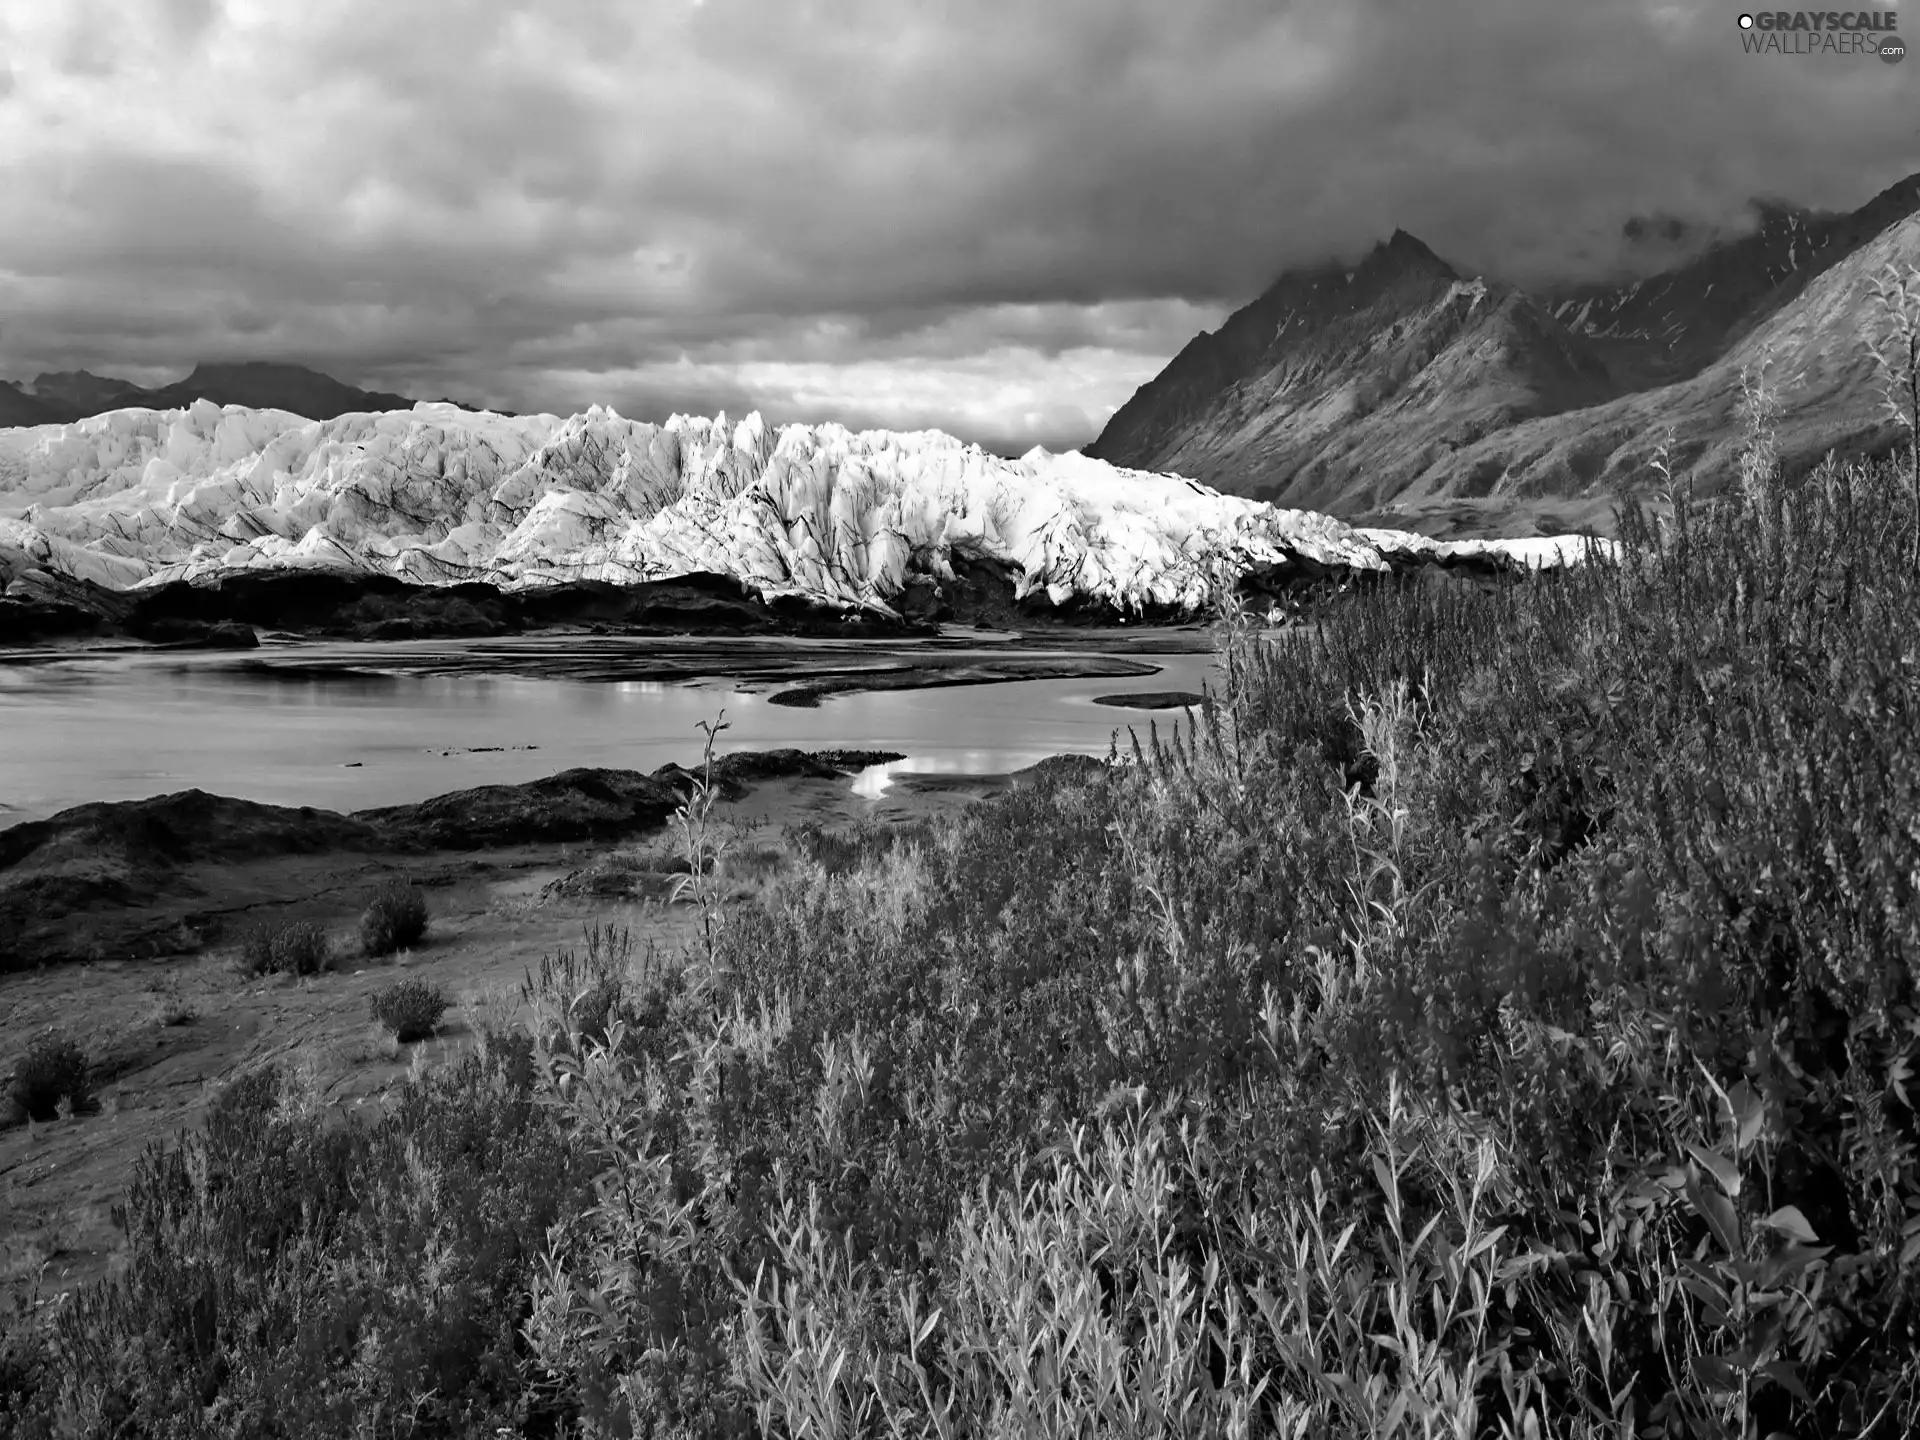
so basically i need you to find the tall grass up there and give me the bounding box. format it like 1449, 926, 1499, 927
4, 406, 1919, 1436
1866, 259, 1920, 566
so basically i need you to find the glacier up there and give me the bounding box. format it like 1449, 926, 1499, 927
0, 399, 1615, 618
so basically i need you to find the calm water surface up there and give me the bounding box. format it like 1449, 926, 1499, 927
0, 637, 1225, 825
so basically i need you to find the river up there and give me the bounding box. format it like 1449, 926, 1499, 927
0, 633, 1226, 825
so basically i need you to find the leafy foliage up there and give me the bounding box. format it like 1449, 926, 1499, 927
236, 917, 332, 978
10, 1037, 599, 1437
360, 881, 430, 957
7, 1028, 91, 1123
370, 979, 450, 1043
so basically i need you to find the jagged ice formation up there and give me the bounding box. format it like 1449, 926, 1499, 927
0, 400, 1612, 617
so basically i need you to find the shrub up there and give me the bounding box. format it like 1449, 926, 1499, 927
8, 1029, 90, 1123
359, 881, 429, 957
518, 921, 679, 1071
785, 814, 935, 877
209, 1064, 281, 1129
235, 925, 273, 976
369, 979, 448, 1043
15, 1039, 595, 1435
236, 917, 332, 977
0, 1275, 56, 1440
151, 972, 197, 1026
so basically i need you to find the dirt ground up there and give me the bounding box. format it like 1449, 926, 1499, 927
0, 768, 1002, 1307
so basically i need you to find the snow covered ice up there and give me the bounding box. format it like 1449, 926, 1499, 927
0, 400, 1613, 615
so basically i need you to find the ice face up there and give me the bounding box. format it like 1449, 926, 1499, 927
0, 401, 1612, 614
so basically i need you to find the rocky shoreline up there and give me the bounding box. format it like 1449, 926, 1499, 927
0, 568, 925, 650
0, 748, 907, 970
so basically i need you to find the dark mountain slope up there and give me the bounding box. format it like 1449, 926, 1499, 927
26, 370, 150, 415
1543, 172, 1920, 391
4, 363, 502, 426
1086, 231, 1616, 512
1391, 210, 1920, 518
1090, 170, 1920, 531
134, 362, 421, 420
0, 383, 64, 428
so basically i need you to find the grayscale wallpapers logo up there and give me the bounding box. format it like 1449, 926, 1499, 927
1737, 10, 1904, 59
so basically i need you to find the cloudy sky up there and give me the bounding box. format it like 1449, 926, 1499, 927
0, 0, 1914, 454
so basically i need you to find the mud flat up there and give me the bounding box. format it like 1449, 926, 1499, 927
1090, 690, 1212, 710
208, 634, 1178, 696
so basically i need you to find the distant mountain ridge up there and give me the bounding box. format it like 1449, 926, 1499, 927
23, 370, 149, 414
1546, 174, 1920, 390
0, 361, 496, 426
1087, 171, 1920, 535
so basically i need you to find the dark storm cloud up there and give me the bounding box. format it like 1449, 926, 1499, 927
0, 0, 1913, 451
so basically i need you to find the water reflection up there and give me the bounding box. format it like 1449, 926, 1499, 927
0, 641, 1222, 824
850, 752, 1064, 798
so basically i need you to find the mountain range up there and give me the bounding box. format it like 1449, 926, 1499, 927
0, 362, 490, 430
1087, 172, 1920, 538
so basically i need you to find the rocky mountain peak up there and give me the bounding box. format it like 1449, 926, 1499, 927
1372, 228, 1455, 275
181, 360, 324, 384
1089, 169, 1920, 534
